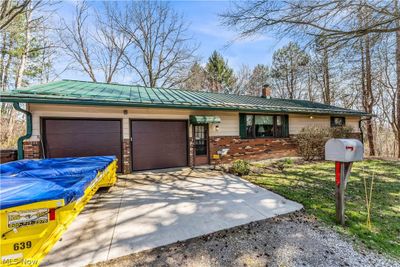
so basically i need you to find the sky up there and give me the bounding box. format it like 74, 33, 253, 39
55, 1, 290, 82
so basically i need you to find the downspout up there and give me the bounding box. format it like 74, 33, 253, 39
13, 102, 32, 160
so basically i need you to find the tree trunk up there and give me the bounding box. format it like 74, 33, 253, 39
289, 68, 294, 99
323, 47, 331, 105
396, 29, 400, 158
396, 0, 400, 158
365, 34, 375, 156
14, 10, 31, 88
307, 67, 314, 101
0, 32, 6, 89
3, 51, 11, 90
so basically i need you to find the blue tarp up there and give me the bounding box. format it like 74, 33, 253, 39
0, 156, 116, 210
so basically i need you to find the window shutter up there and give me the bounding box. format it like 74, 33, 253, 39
239, 113, 247, 139
282, 115, 289, 137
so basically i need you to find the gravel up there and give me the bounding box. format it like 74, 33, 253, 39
91, 211, 399, 267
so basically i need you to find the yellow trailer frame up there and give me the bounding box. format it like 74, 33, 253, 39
0, 160, 117, 267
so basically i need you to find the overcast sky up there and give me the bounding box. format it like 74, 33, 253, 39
55, 1, 290, 83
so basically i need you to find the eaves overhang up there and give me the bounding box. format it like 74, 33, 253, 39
0, 93, 371, 117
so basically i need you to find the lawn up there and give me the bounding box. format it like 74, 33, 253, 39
245, 159, 400, 259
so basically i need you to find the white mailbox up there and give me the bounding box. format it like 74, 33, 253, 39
325, 139, 364, 162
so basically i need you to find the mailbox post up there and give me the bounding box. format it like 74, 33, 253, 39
325, 139, 364, 225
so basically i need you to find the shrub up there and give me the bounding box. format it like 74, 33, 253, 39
329, 126, 354, 138
296, 126, 354, 161
296, 126, 330, 161
230, 159, 250, 176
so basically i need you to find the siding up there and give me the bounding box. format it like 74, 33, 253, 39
289, 114, 330, 134
289, 114, 361, 134
27, 104, 360, 142
28, 104, 239, 140
346, 117, 361, 132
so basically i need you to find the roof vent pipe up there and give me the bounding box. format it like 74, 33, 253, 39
261, 84, 271, 98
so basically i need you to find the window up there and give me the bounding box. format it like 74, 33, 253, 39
331, 117, 346, 127
240, 114, 288, 138
246, 115, 254, 138
255, 115, 274, 137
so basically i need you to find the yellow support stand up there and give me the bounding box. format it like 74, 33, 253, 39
0, 160, 117, 267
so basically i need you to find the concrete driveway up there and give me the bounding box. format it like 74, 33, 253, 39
42, 168, 302, 266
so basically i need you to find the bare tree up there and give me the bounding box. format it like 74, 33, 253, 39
376, 34, 398, 156
395, 0, 400, 157
58, 1, 97, 81
110, 1, 197, 88
93, 4, 132, 83
360, 33, 376, 156
58, 1, 131, 83
0, 0, 32, 30
14, 7, 31, 88
310, 38, 335, 104
222, 1, 399, 46
227, 64, 250, 95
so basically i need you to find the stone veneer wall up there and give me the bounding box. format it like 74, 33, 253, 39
122, 138, 131, 174
209, 136, 297, 164
188, 137, 194, 167
23, 140, 41, 159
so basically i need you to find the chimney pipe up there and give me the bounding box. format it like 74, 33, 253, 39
261, 84, 271, 98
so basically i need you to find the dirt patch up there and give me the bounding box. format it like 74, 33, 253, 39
91, 211, 399, 267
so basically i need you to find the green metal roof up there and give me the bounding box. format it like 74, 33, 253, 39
0, 80, 369, 116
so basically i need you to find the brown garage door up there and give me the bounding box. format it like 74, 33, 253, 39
131, 120, 188, 171
43, 119, 122, 172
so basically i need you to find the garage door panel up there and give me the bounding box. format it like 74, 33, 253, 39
132, 120, 188, 171
46, 134, 121, 148
44, 119, 122, 172
45, 121, 119, 134
46, 145, 121, 154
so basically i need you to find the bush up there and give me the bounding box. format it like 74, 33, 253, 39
230, 159, 250, 176
296, 126, 354, 161
329, 126, 354, 138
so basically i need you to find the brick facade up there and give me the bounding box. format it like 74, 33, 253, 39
122, 138, 131, 174
209, 136, 297, 164
23, 140, 41, 159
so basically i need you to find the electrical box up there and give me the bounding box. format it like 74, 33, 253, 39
325, 139, 364, 162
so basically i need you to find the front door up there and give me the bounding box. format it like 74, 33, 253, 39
193, 124, 209, 165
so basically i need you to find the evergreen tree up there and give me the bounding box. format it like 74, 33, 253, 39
183, 62, 207, 91
205, 51, 235, 93
271, 42, 309, 99
248, 64, 270, 96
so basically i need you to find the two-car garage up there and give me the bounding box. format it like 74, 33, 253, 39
42, 118, 188, 173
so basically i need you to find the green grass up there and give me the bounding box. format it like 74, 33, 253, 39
245, 159, 400, 258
